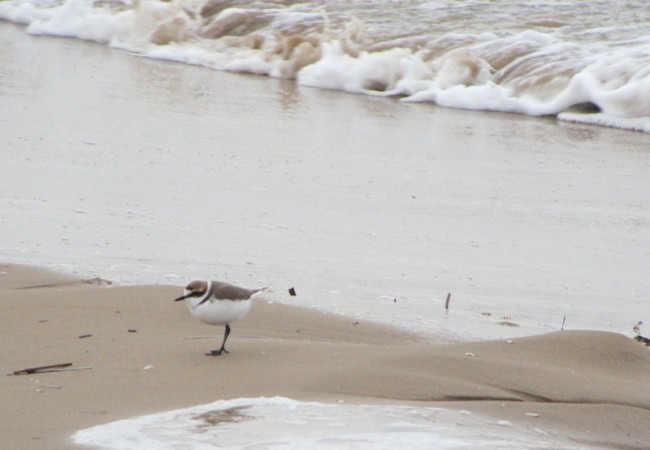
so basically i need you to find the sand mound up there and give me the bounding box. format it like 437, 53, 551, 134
2, 264, 649, 449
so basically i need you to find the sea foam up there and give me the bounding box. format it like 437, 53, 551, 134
71, 397, 580, 449
1, 0, 649, 133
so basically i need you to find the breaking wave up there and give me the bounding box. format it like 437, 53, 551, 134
2, 0, 649, 132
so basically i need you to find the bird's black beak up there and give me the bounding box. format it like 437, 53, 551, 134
175, 293, 190, 302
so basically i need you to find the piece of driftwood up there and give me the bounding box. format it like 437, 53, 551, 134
634, 335, 650, 346
10, 363, 93, 376
11, 363, 72, 375
444, 293, 451, 310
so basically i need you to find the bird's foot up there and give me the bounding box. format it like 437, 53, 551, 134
206, 348, 229, 356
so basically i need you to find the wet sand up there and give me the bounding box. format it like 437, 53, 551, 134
2, 264, 650, 449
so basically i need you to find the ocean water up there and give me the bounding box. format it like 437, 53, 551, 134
71, 397, 583, 450
1, 0, 650, 132
1, 1, 649, 342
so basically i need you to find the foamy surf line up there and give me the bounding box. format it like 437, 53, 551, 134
1, 0, 649, 133
71, 397, 580, 450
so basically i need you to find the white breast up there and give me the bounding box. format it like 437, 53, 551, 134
187, 298, 252, 326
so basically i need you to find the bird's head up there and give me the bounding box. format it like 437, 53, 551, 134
175, 280, 209, 302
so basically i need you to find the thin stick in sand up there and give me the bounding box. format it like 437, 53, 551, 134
11, 363, 72, 375
10, 363, 93, 376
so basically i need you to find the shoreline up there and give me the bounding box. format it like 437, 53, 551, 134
3, 21, 649, 343
2, 263, 650, 449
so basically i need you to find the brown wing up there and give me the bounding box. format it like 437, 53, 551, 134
210, 281, 262, 301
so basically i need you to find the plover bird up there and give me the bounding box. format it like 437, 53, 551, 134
175, 280, 266, 356
633, 321, 643, 336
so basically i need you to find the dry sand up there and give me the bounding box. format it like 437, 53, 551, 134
2, 264, 650, 449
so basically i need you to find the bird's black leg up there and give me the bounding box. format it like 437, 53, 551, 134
220, 324, 231, 354
207, 324, 231, 356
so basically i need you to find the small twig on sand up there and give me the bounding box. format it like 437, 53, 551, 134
9, 363, 93, 376
11, 363, 72, 375
561, 315, 566, 331
445, 293, 451, 310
